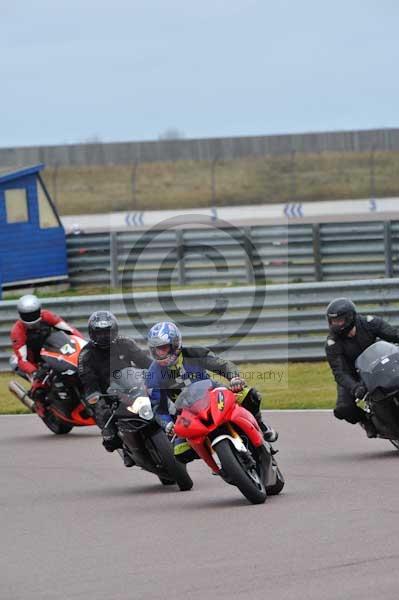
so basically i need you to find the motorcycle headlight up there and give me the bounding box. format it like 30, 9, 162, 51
138, 404, 154, 421
128, 396, 154, 420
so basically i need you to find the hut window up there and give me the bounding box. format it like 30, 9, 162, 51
5, 189, 29, 223
38, 183, 59, 228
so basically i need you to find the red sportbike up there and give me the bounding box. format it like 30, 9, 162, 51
9, 330, 95, 434
174, 380, 284, 504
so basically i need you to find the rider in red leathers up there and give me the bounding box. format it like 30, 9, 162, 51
10, 295, 82, 400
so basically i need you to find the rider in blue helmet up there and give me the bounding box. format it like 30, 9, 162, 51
146, 321, 278, 463
147, 321, 182, 367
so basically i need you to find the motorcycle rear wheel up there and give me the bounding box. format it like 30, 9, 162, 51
150, 430, 193, 491
41, 412, 74, 435
215, 439, 266, 504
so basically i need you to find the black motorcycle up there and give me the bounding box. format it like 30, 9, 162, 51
356, 340, 399, 449
103, 367, 193, 491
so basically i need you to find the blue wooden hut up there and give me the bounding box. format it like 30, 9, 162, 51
0, 164, 67, 296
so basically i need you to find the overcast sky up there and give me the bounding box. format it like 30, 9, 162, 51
2, 0, 398, 147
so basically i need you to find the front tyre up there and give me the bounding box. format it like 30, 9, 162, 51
150, 430, 193, 491
215, 439, 266, 504
41, 412, 74, 435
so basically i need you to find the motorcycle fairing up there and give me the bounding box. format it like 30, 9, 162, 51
175, 384, 264, 473
356, 341, 399, 395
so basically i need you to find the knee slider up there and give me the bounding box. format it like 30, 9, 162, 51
333, 405, 358, 424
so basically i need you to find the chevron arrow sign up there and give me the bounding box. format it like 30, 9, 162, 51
125, 212, 144, 227
283, 203, 303, 218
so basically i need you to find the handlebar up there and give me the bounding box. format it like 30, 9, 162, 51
99, 393, 121, 406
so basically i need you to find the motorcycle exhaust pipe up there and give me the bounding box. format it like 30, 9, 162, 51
8, 380, 35, 412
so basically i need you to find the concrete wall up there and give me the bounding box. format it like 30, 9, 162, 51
1, 128, 399, 168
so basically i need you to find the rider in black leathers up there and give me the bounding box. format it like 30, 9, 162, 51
78, 311, 151, 464
325, 297, 399, 437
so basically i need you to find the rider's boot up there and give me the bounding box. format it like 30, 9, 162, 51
122, 446, 135, 467
359, 414, 377, 438
255, 412, 279, 443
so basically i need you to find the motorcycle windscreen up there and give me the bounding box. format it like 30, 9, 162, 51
107, 367, 146, 404
41, 330, 80, 371
355, 340, 399, 394
43, 330, 75, 352
175, 379, 214, 414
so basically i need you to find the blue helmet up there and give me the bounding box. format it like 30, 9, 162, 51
147, 322, 182, 366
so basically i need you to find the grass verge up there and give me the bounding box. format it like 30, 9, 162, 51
0, 361, 335, 415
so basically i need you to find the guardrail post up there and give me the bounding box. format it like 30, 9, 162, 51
312, 224, 323, 281
176, 230, 186, 285
110, 232, 119, 288
384, 221, 393, 278
243, 227, 255, 284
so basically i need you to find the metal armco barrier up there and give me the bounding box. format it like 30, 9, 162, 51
66, 221, 399, 288
2, 278, 399, 370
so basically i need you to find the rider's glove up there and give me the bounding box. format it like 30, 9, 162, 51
165, 421, 175, 439
229, 376, 246, 393
86, 392, 101, 405
33, 365, 50, 381
157, 413, 174, 430
353, 384, 367, 400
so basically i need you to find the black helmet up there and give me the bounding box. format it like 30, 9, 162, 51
326, 298, 357, 337
17, 294, 42, 326
88, 311, 118, 347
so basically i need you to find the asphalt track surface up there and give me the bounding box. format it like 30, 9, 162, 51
2, 411, 399, 600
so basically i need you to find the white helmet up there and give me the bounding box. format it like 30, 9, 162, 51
17, 295, 42, 326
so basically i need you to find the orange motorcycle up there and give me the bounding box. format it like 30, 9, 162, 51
9, 330, 95, 434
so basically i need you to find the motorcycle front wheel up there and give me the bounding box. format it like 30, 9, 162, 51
215, 439, 266, 505
150, 430, 193, 491
41, 412, 74, 435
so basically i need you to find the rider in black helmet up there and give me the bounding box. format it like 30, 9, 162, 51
78, 311, 151, 465
325, 297, 399, 437
88, 310, 119, 348
327, 298, 357, 338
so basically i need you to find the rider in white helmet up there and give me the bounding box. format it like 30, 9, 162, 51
10, 294, 81, 397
